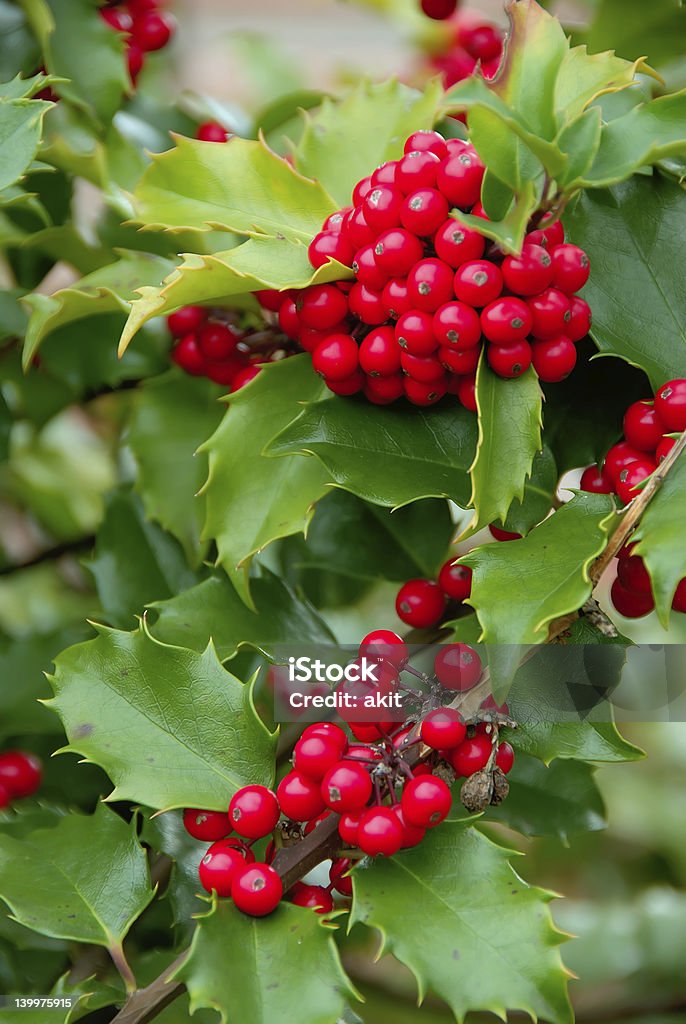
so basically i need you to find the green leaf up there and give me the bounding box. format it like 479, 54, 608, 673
21, 251, 175, 368
295, 78, 443, 207
148, 568, 335, 661
632, 448, 686, 627
0, 804, 154, 960
582, 0, 686, 66
467, 360, 543, 534
201, 356, 331, 607
142, 812, 207, 934
133, 135, 336, 240
0, 73, 58, 102
577, 91, 686, 188
350, 820, 572, 1024
87, 489, 199, 629
501, 446, 558, 535
47, 623, 276, 811
0, 389, 9, 463
175, 900, 356, 1024
555, 106, 603, 187
566, 174, 686, 389
510, 720, 642, 766
267, 395, 477, 508
467, 105, 544, 190
553, 48, 650, 124
128, 371, 225, 563
487, 754, 607, 842
462, 493, 617, 645
0, 97, 52, 192
453, 178, 541, 255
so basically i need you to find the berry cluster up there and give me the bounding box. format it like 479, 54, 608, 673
184, 631, 514, 916
0, 751, 43, 810
276, 130, 592, 407
395, 556, 472, 630
99, 0, 174, 86
579, 378, 686, 618
168, 304, 296, 390
429, 11, 505, 86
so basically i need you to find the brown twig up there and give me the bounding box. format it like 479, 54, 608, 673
0, 536, 95, 576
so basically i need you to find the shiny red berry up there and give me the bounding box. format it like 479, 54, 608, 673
433, 301, 481, 350
352, 244, 388, 291
0, 751, 42, 799
617, 553, 652, 594
298, 284, 349, 330
329, 858, 354, 896
434, 643, 482, 690
198, 322, 240, 361
436, 152, 485, 208
403, 377, 447, 406
312, 334, 359, 381
100, 7, 133, 31
401, 350, 445, 383
183, 808, 232, 842
610, 578, 654, 618
348, 283, 387, 325
480, 297, 532, 345
672, 578, 686, 613
489, 524, 521, 541
401, 775, 451, 827
359, 326, 401, 376
616, 458, 656, 504
395, 578, 445, 628
421, 708, 467, 750
451, 734, 492, 776
487, 340, 532, 379
551, 244, 590, 293
278, 298, 300, 340
231, 863, 283, 916
566, 296, 592, 342
363, 185, 404, 233
404, 130, 448, 160
172, 335, 207, 376
390, 804, 426, 848
495, 741, 515, 774
321, 762, 372, 813
454, 260, 503, 307
294, 735, 346, 782
407, 258, 455, 313
228, 785, 279, 839
168, 305, 206, 336
345, 205, 376, 249
527, 288, 571, 340
381, 277, 412, 319
434, 220, 485, 268
395, 310, 437, 356
438, 559, 472, 601
308, 231, 354, 269
623, 400, 664, 452
359, 629, 408, 668
374, 228, 424, 277
131, 11, 174, 52
290, 882, 334, 914
277, 770, 326, 821
579, 464, 614, 494
438, 345, 480, 375
338, 810, 362, 845
455, 373, 477, 411
656, 435, 677, 463
531, 335, 577, 382
396, 150, 441, 193
365, 374, 404, 404
357, 806, 404, 856
603, 441, 643, 486
526, 219, 564, 250
196, 121, 230, 143
501, 244, 553, 296
401, 188, 449, 236
199, 842, 246, 897
654, 378, 686, 432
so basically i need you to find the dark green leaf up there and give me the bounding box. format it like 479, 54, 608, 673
583, 0, 686, 66
0, 97, 51, 192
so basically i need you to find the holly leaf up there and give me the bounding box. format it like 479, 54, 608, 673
454, 178, 541, 254
0, 97, 52, 192
132, 135, 336, 240
510, 720, 642, 766
47, 623, 276, 811
21, 251, 175, 368
0, 389, 10, 463
462, 492, 617, 644
553, 48, 651, 125
267, 396, 477, 508
174, 900, 357, 1024
0, 804, 154, 962
142, 812, 207, 935
295, 78, 444, 207
201, 356, 331, 608
148, 568, 336, 661
582, 0, 686, 66
632, 448, 686, 627
501, 446, 558, 535
128, 371, 225, 563
487, 754, 607, 843
566, 174, 686, 389
467, 361, 543, 534
350, 820, 572, 1024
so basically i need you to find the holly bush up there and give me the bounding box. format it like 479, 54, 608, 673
1, 0, 686, 1022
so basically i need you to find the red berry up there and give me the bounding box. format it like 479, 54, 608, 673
451, 734, 492, 776
329, 858, 354, 897
436, 151, 485, 208
312, 334, 359, 381
301, 722, 348, 752
566, 296, 592, 342
603, 441, 643, 486
359, 630, 408, 668
0, 751, 42, 799
298, 284, 349, 330
616, 457, 656, 504
126, 43, 144, 84
277, 770, 326, 821
353, 244, 388, 291
401, 350, 444, 382
438, 560, 472, 601
672, 578, 686, 613
395, 579, 445, 628
495, 742, 515, 774
403, 377, 447, 406
551, 244, 590, 294
371, 161, 400, 186
363, 185, 404, 233
401, 188, 449, 236
527, 288, 572, 341
454, 260, 503, 307
623, 400, 664, 452
231, 863, 283, 916
199, 842, 246, 897
172, 335, 207, 376
421, 708, 467, 750
278, 298, 300, 340
434, 643, 482, 690
421, 0, 458, 19
183, 808, 232, 842
434, 220, 485, 268
433, 301, 481, 350
308, 231, 354, 269
348, 283, 387, 325
324, 208, 351, 233
480, 297, 532, 345
365, 374, 404, 404
610, 577, 654, 618
205, 357, 244, 387
100, 7, 133, 31
359, 326, 401, 376
455, 373, 477, 411
196, 121, 230, 143
390, 804, 426, 848
168, 305, 206, 337
401, 775, 451, 828
382, 277, 412, 319
438, 346, 479, 375
395, 310, 437, 356
526, 219, 564, 250
325, 370, 364, 395
501, 244, 553, 296
321, 762, 372, 813
656, 435, 677, 463
131, 11, 174, 52
396, 150, 441, 193
374, 228, 424, 277
357, 806, 404, 856
197, 322, 240, 361
460, 22, 503, 62
407, 258, 455, 313
345, 206, 375, 250
654, 379, 686, 432
353, 176, 374, 205
580, 465, 613, 494
617, 553, 652, 594
228, 785, 279, 839
404, 130, 448, 160
233, 365, 261, 391
531, 335, 577, 382
290, 882, 334, 914
487, 340, 532, 379
338, 811, 362, 845
294, 734, 346, 781
489, 525, 521, 541
255, 289, 287, 313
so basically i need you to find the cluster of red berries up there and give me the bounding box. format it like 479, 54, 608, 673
168, 305, 296, 390
270, 130, 591, 407
395, 556, 472, 629
183, 630, 513, 917
429, 10, 504, 86
99, 0, 174, 86
0, 751, 43, 810
579, 378, 686, 619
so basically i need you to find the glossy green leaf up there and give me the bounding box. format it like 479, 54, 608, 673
468, 105, 544, 190
21, 251, 175, 368
296, 78, 443, 206
0, 804, 154, 959
566, 175, 686, 388
47, 623, 276, 811
510, 720, 642, 766
632, 448, 686, 627
553, 48, 650, 124
142, 812, 206, 934
582, 0, 686, 66
148, 568, 335, 661
267, 395, 477, 508
350, 820, 572, 1024
0, 73, 58, 101
467, 360, 543, 534
133, 135, 336, 240
0, 97, 52, 192
501, 446, 558, 535
555, 107, 603, 187
201, 356, 331, 607
175, 900, 357, 1024
0, 389, 9, 462
462, 493, 617, 645
488, 754, 607, 842
454, 178, 541, 255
